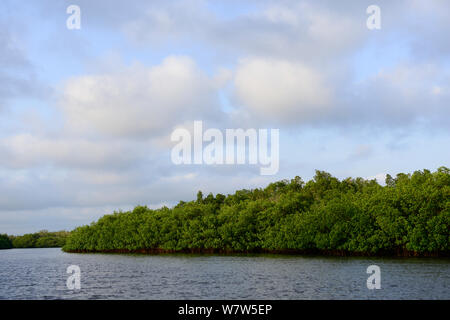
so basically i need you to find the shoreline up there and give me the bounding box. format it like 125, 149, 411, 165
62, 247, 450, 258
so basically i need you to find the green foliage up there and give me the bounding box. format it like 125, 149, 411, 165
0, 234, 13, 249
63, 167, 450, 256
10, 230, 70, 248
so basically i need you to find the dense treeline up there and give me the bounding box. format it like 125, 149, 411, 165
63, 167, 450, 256
7, 230, 70, 248
0, 234, 13, 249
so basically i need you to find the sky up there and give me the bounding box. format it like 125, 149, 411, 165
0, 0, 449, 234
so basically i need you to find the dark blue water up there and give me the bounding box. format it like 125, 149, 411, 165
0, 248, 448, 299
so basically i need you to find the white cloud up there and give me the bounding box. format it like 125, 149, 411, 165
366, 173, 387, 185
0, 134, 144, 169
60, 55, 222, 138
351, 63, 450, 126
234, 57, 332, 124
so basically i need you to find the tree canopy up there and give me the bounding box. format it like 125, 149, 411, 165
9, 230, 70, 248
63, 167, 450, 256
0, 234, 13, 249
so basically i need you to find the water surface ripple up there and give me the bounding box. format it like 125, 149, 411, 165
0, 248, 448, 299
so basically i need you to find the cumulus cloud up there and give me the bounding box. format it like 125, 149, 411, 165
348, 63, 450, 127
60, 56, 222, 138
118, 0, 365, 62
0, 23, 46, 109
230, 58, 450, 129
233, 57, 332, 124
0, 134, 146, 170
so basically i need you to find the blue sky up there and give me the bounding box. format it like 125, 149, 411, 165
1, 0, 449, 234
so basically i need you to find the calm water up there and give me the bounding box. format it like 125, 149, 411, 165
0, 248, 449, 299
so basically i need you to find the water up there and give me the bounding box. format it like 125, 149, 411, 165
0, 248, 449, 299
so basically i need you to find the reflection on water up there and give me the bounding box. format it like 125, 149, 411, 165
0, 248, 448, 299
